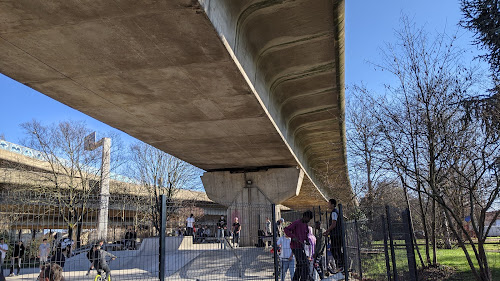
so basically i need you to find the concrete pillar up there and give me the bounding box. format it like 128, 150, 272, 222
201, 167, 304, 246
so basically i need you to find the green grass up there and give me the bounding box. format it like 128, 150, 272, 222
358, 242, 500, 280
436, 245, 500, 280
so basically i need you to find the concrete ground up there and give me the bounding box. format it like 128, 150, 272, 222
1, 237, 346, 280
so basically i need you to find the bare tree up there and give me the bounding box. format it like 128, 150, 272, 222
346, 86, 387, 223
20, 120, 125, 247
372, 18, 499, 280
128, 142, 199, 234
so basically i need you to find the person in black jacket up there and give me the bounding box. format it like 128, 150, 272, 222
85, 244, 98, 276
8, 241, 25, 276
50, 238, 73, 269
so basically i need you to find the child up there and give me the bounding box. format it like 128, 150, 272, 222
94, 244, 116, 279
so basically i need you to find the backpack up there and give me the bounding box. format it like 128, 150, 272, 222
86, 249, 92, 260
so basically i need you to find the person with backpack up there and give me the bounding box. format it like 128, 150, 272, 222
323, 199, 344, 273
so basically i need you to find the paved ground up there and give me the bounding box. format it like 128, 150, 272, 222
1, 238, 346, 280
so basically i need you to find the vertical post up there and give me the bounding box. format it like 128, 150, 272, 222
98, 138, 111, 241
386, 206, 398, 281
339, 204, 348, 281
272, 204, 279, 281
382, 216, 392, 281
354, 219, 363, 280
403, 209, 418, 281
84, 132, 111, 242
159, 195, 166, 281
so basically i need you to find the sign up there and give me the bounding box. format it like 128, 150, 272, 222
84, 132, 96, 151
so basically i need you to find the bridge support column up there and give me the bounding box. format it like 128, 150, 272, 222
201, 167, 304, 247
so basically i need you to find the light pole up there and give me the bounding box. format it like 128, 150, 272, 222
84, 132, 111, 241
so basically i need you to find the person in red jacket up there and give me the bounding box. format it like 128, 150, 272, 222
284, 210, 313, 281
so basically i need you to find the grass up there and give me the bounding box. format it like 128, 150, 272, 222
436, 245, 500, 280
358, 241, 500, 280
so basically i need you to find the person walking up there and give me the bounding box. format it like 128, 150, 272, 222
323, 199, 344, 273
38, 239, 51, 270
232, 217, 241, 247
85, 244, 98, 276
284, 210, 313, 281
277, 232, 295, 281
313, 221, 326, 280
9, 241, 25, 276
217, 215, 227, 249
0, 239, 7, 274
186, 214, 195, 237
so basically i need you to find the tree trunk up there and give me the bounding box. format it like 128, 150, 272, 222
442, 208, 452, 249
431, 197, 437, 265
76, 222, 82, 248
478, 240, 492, 281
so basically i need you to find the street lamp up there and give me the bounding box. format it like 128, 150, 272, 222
84, 132, 111, 241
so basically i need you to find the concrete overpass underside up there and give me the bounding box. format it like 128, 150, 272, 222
0, 0, 351, 208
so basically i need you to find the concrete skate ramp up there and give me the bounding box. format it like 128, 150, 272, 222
63, 237, 199, 277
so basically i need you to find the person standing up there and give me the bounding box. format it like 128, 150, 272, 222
217, 215, 227, 249
124, 228, 132, 249
305, 226, 316, 280
186, 214, 195, 237
323, 199, 344, 273
266, 217, 272, 236
277, 233, 295, 281
38, 239, 51, 269
0, 239, 7, 273
9, 241, 25, 276
284, 210, 313, 281
313, 221, 326, 280
232, 217, 241, 247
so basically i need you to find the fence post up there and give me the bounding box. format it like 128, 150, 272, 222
354, 219, 363, 280
159, 195, 166, 281
272, 203, 279, 281
386, 206, 398, 281
339, 204, 348, 281
403, 209, 418, 281
382, 215, 392, 281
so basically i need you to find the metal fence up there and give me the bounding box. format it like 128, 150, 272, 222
0, 189, 420, 281
343, 206, 418, 281
0, 191, 159, 280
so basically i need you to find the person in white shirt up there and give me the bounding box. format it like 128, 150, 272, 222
277, 233, 295, 281
0, 239, 8, 272
38, 239, 51, 269
186, 214, 195, 237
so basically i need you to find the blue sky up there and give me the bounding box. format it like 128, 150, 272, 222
0, 0, 483, 145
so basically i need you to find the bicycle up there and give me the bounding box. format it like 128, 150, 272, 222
93, 258, 115, 281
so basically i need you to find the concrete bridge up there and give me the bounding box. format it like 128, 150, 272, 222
0, 0, 351, 212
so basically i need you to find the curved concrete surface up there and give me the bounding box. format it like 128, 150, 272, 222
0, 0, 352, 207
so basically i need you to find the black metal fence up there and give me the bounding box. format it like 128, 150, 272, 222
343, 206, 418, 281
0, 189, 419, 281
